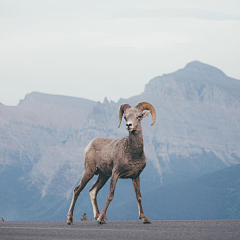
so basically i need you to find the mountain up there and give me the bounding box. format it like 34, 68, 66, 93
0, 61, 240, 221
139, 61, 240, 183
111, 163, 240, 220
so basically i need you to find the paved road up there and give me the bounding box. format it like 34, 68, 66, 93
0, 220, 240, 240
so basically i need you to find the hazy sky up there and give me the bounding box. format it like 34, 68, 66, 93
1, 0, 240, 106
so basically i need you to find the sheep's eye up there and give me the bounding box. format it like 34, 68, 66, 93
137, 115, 142, 119
124, 117, 127, 121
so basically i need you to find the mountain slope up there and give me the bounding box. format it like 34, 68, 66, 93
134, 61, 240, 183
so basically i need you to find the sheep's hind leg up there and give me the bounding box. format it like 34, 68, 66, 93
89, 172, 109, 220
67, 169, 95, 225
132, 176, 151, 224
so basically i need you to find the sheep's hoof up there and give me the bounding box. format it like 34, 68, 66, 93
142, 218, 151, 224
67, 218, 73, 225
143, 221, 151, 224
67, 215, 73, 225
97, 220, 106, 225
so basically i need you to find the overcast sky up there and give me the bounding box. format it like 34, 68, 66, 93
1, 0, 240, 106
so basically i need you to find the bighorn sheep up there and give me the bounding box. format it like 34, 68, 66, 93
67, 102, 156, 224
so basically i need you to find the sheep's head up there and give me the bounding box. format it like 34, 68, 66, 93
118, 102, 156, 132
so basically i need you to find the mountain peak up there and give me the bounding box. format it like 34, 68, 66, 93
144, 60, 240, 100
103, 97, 109, 104
184, 61, 225, 76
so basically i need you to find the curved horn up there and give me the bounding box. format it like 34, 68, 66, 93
118, 104, 131, 128
135, 102, 156, 126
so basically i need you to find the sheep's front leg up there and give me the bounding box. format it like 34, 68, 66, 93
132, 176, 151, 224
97, 173, 119, 224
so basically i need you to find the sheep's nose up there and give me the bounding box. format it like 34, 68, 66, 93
126, 123, 132, 127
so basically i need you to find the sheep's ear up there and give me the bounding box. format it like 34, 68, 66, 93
142, 110, 150, 119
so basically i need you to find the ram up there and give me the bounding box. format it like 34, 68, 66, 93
67, 102, 156, 224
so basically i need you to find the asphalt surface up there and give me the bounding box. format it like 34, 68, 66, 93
0, 220, 240, 240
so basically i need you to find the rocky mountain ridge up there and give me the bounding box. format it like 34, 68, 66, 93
0, 61, 240, 220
